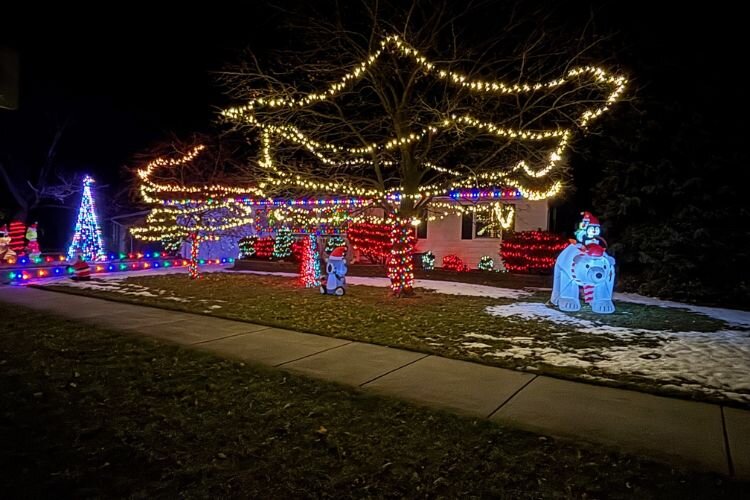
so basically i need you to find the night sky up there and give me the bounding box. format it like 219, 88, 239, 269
0, 2, 744, 247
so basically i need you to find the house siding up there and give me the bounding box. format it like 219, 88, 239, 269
416, 199, 548, 269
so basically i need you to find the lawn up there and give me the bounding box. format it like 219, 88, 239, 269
42, 271, 750, 408
0, 302, 745, 498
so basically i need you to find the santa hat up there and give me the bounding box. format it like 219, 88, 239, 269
580, 211, 600, 226
0, 225, 7, 234
329, 246, 346, 259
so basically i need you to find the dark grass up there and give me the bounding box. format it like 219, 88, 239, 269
43, 272, 743, 408
233, 258, 553, 289
1, 303, 746, 498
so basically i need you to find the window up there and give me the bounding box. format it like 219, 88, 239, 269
467, 204, 516, 239
416, 209, 428, 239
461, 212, 473, 240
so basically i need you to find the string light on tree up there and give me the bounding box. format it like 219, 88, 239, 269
299, 234, 322, 287
221, 33, 626, 295
67, 176, 107, 262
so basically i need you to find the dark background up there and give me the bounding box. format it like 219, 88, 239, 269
0, 1, 745, 249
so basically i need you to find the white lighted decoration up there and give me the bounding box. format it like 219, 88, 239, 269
551, 213, 615, 314
222, 34, 627, 202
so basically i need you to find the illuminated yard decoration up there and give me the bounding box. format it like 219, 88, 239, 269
223, 34, 627, 294
67, 176, 106, 262
299, 234, 322, 287
130, 145, 255, 279
320, 246, 347, 295
551, 214, 616, 314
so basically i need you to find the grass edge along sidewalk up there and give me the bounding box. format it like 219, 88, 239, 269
0, 302, 746, 498
37, 272, 748, 411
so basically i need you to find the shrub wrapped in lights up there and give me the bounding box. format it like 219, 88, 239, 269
443, 254, 469, 272
254, 237, 275, 260
238, 236, 257, 259
500, 230, 569, 274
347, 222, 391, 264
421, 251, 435, 271
478, 255, 494, 271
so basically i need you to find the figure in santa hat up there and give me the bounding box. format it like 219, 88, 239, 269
25, 223, 41, 260
320, 246, 348, 296
574, 211, 606, 247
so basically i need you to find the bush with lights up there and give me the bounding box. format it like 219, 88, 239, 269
478, 255, 494, 271
421, 251, 435, 271
500, 231, 569, 274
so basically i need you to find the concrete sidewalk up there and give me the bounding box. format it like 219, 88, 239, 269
1, 286, 747, 479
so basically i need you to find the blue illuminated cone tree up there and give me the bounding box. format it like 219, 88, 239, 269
67, 176, 106, 261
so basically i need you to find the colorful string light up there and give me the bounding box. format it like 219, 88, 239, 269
67, 176, 107, 262
299, 234, 322, 287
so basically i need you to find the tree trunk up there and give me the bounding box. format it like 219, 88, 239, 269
387, 218, 415, 297
189, 233, 201, 279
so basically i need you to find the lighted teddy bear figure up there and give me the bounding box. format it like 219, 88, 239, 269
0, 225, 18, 264
25, 223, 41, 260
551, 213, 616, 314
320, 246, 347, 296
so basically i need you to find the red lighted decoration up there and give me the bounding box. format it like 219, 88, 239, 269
500, 230, 569, 274
442, 254, 469, 272
8, 221, 26, 253
347, 222, 392, 263
254, 237, 275, 259
291, 238, 305, 263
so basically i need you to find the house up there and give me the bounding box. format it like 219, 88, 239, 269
413, 196, 549, 270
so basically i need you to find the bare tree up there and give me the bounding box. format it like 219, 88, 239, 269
219, 0, 628, 295
0, 120, 79, 221
129, 134, 256, 278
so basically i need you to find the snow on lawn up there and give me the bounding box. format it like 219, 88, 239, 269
483, 301, 750, 403
45, 267, 229, 307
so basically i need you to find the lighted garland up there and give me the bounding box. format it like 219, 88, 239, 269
222, 34, 627, 202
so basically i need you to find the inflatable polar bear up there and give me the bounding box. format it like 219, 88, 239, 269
551, 243, 615, 314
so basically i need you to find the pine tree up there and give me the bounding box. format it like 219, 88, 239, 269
591, 102, 750, 306
67, 176, 106, 261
